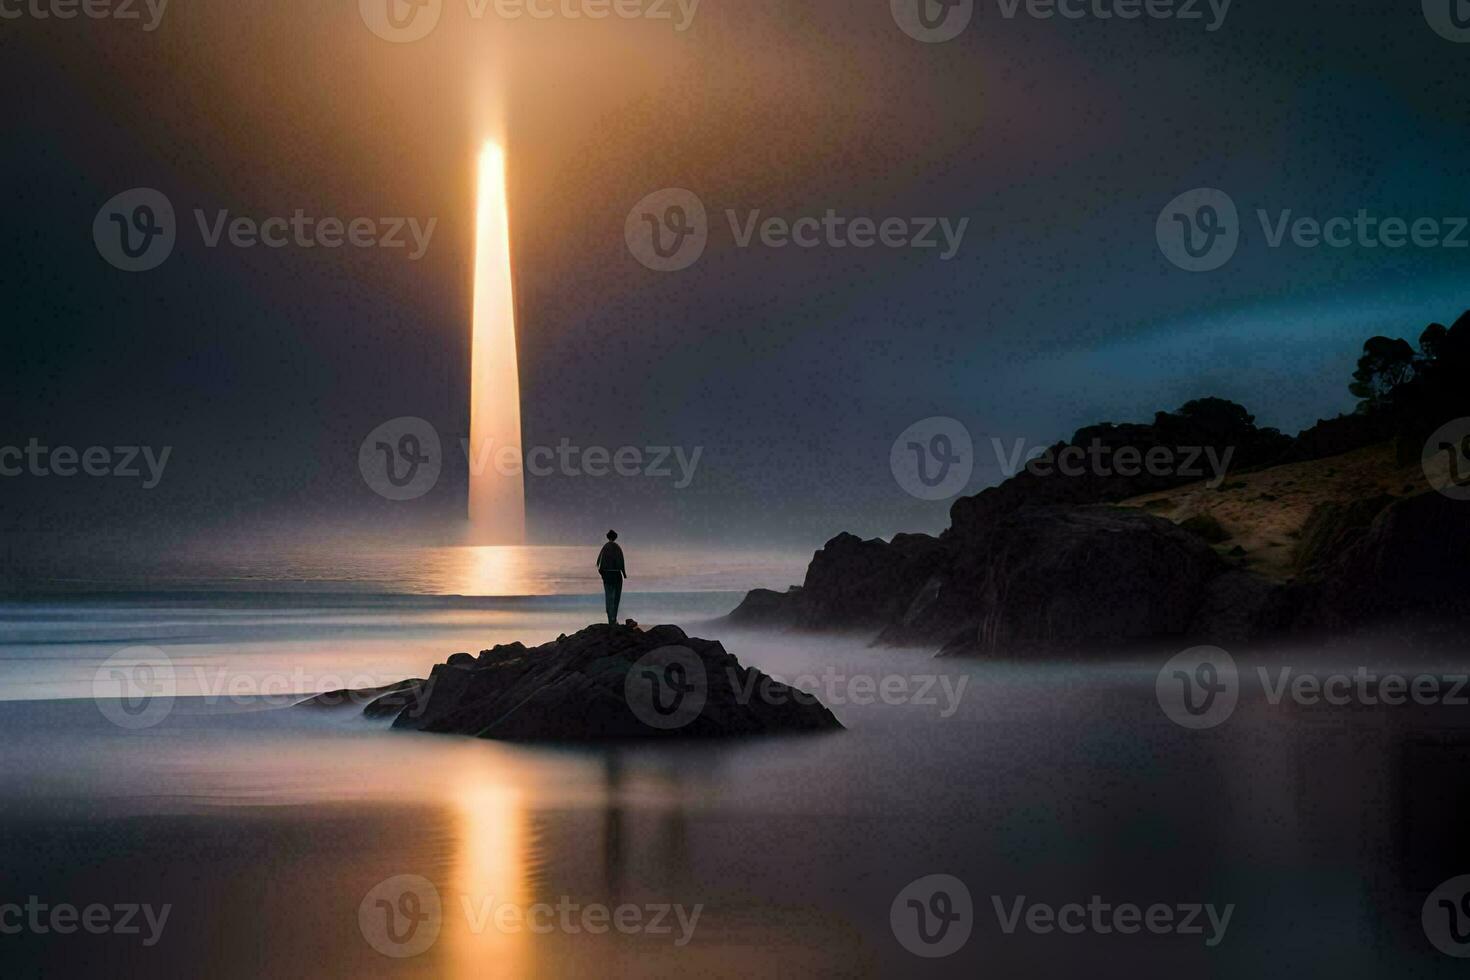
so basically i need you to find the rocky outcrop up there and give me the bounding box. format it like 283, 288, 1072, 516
1293, 495, 1396, 575
1287, 413, 1396, 465
732, 488, 1470, 655
727, 393, 1470, 655
731, 506, 1264, 656
297, 679, 427, 718
1303, 493, 1470, 630
946, 398, 1293, 541
728, 532, 944, 631
303, 625, 842, 740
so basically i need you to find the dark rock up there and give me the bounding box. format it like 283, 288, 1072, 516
727, 532, 944, 631
923, 507, 1228, 656
1294, 495, 1396, 574
296, 679, 426, 715
1287, 413, 1395, 463
1180, 512, 1230, 544
1304, 493, 1470, 629
362, 625, 844, 741
365, 681, 431, 719
446, 652, 476, 667
727, 586, 804, 626
1188, 570, 1297, 645
736, 507, 1249, 657
479, 643, 526, 665
726, 396, 1462, 655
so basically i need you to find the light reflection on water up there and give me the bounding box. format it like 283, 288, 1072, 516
1, 543, 810, 597
4, 553, 1470, 975
4, 645, 1470, 978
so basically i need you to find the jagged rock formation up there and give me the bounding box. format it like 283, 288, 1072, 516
300, 624, 842, 739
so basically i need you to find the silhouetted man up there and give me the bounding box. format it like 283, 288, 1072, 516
597, 530, 627, 626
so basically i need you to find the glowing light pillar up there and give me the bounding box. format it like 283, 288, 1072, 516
469, 142, 526, 543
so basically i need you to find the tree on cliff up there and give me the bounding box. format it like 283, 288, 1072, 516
1347, 310, 1470, 460
1349, 336, 1417, 412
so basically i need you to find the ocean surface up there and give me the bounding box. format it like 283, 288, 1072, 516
2, 545, 1468, 977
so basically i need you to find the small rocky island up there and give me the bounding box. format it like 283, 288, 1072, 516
301, 623, 842, 740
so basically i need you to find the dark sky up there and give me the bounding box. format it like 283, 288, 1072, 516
3, 0, 1469, 553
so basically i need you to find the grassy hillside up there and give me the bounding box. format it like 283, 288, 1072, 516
1118, 442, 1432, 580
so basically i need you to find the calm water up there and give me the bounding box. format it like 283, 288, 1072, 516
2, 547, 1468, 977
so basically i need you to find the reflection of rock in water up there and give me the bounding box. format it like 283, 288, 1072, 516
1394, 723, 1470, 947
602, 751, 625, 901
600, 751, 698, 900
1281, 696, 1470, 961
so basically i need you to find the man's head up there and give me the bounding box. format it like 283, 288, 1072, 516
606, 530, 618, 541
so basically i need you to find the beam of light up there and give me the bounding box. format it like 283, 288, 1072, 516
469, 141, 527, 543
